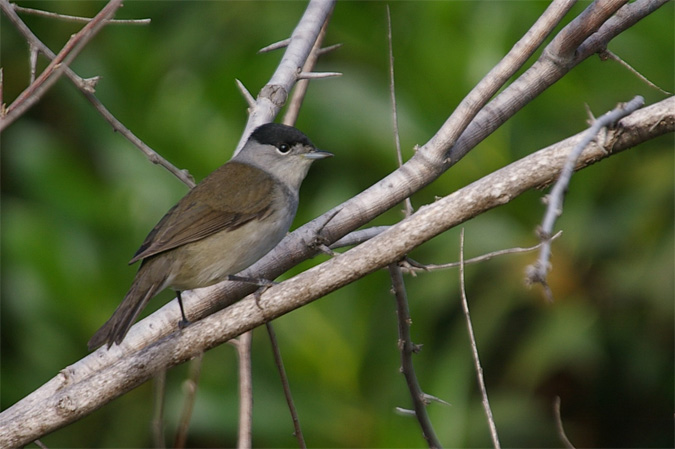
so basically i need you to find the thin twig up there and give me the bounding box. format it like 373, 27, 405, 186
12, 4, 151, 24
152, 370, 167, 449
459, 229, 501, 449
599, 49, 671, 94
405, 231, 563, 273
234, 333, 253, 449
387, 5, 413, 217
265, 323, 306, 448
526, 96, 645, 299
0, 0, 124, 132
0, 68, 4, 116
389, 262, 443, 449
173, 352, 203, 449
554, 396, 576, 449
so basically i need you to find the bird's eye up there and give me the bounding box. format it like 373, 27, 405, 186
278, 143, 290, 154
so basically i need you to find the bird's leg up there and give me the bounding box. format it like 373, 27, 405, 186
227, 275, 277, 309
176, 290, 190, 328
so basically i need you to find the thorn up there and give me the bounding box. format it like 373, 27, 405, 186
318, 43, 343, 56
394, 407, 416, 417
298, 71, 342, 80
422, 393, 451, 406
81, 76, 101, 93
235, 79, 256, 108
258, 38, 291, 54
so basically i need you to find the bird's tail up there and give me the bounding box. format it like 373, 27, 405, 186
88, 259, 169, 351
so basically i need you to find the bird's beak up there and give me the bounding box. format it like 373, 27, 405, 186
304, 149, 333, 160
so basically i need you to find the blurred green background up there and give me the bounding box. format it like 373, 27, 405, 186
1, 1, 673, 447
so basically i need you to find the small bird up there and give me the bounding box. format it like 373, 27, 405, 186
88, 123, 332, 350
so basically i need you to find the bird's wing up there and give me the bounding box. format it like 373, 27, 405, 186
129, 162, 275, 264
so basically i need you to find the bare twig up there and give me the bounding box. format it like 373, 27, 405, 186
599, 49, 671, 94
0, 68, 4, 116
404, 231, 563, 273
389, 262, 443, 449
387, 6, 413, 217
233, 333, 253, 449
12, 4, 151, 24
0, 0, 124, 132
554, 396, 576, 448
459, 229, 501, 448
152, 370, 167, 449
526, 96, 645, 299
173, 352, 203, 449
265, 323, 306, 448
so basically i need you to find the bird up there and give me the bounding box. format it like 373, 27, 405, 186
88, 123, 332, 350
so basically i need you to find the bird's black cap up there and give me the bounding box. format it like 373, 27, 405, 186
250, 123, 315, 148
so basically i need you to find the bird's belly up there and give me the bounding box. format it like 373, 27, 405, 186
167, 211, 293, 291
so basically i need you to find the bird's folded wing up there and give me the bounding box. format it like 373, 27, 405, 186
129, 163, 274, 264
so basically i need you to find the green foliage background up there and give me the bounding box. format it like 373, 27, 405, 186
1, 1, 673, 447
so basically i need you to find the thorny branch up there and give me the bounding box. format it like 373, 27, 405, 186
0, 0, 124, 132
11, 3, 150, 24
389, 263, 443, 449
0, 0, 196, 187
526, 96, 645, 300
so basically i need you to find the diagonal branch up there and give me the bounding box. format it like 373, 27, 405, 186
389, 262, 443, 448
0, 0, 124, 132
0, 0, 195, 187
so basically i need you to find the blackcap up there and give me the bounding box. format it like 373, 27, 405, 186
88, 123, 332, 350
